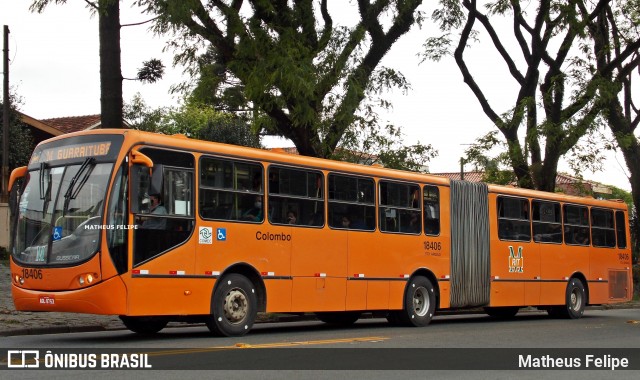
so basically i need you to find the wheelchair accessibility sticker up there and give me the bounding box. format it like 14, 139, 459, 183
52, 226, 63, 241
217, 228, 227, 241
198, 227, 212, 244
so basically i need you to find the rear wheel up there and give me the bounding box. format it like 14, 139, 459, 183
315, 312, 361, 326
548, 278, 586, 319
484, 306, 519, 319
119, 316, 167, 334
206, 274, 257, 337
395, 276, 436, 327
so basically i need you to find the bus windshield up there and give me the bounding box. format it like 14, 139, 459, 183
12, 135, 122, 266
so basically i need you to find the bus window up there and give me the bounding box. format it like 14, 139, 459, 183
497, 197, 531, 241
268, 166, 323, 227
199, 157, 263, 222
328, 174, 375, 231
563, 204, 590, 246
616, 211, 627, 249
423, 185, 440, 235
591, 208, 615, 248
134, 148, 194, 265
532, 200, 562, 244
379, 181, 421, 234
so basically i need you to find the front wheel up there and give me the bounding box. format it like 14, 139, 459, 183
206, 274, 257, 337
394, 276, 436, 327
119, 316, 167, 334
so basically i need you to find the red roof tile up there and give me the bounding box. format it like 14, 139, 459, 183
41, 115, 102, 134
432, 171, 485, 183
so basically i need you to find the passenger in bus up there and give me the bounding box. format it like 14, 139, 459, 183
287, 210, 297, 225
402, 213, 420, 233
307, 211, 323, 226
242, 195, 263, 221
341, 215, 351, 228
141, 194, 167, 229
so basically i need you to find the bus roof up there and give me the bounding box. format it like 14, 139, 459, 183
45, 129, 627, 210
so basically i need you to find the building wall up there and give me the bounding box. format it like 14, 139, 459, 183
0, 203, 8, 250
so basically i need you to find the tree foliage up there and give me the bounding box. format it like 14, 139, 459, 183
588, 0, 640, 262
124, 94, 261, 148
135, 0, 424, 158
0, 94, 34, 171
424, 0, 637, 192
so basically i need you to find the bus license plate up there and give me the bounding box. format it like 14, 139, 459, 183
39, 295, 55, 305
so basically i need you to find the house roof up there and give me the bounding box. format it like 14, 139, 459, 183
41, 115, 102, 134
432, 171, 485, 183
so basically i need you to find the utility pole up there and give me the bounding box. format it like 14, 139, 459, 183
2, 25, 9, 203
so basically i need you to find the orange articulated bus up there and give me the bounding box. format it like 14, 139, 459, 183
8, 129, 633, 336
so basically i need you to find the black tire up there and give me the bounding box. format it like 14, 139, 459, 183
119, 316, 167, 334
206, 274, 257, 337
548, 278, 587, 319
396, 276, 436, 327
315, 312, 361, 326
484, 306, 519, 319
565, 278, 587, 319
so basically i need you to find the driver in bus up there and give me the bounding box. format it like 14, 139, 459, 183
141, 193, 167, 229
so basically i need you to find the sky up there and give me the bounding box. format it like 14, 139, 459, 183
0, 1, 634, 191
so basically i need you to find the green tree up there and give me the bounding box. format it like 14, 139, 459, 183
424, 0, 636, 192
30, 0, 164, 128
587, 0, 640, 262
135, 0, 424, 158
124, 94, 261, 148
0, 95, 34, 171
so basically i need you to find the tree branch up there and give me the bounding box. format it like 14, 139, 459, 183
466, 3, 525, 85
455, 0, 502, 127
121, 16, 160, 27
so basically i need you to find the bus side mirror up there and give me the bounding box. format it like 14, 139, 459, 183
129, 149, 154, 214
8, 166, 27, 192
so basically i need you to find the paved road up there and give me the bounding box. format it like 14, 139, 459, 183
1, 309, 639, 379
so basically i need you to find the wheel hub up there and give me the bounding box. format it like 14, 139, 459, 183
413, 287, 430, 317
224, 289, 248, 324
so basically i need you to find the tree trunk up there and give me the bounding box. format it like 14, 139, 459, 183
99, 0, 122, 128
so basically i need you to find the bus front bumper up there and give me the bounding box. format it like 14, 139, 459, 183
11, 275, 128, 315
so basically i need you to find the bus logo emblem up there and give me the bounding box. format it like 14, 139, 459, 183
198, 227, 213, 244
508, 246, 524, 273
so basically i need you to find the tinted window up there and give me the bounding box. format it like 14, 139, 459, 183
379, 181, 421, 234
497, 197, 531, 241
532, 200, 562, 244
616, 211, 627, 248
328, 174, 375, 231
268, 166, 324, 227
563, 205, 590, 246
591, 208, 615, 248
423, 185, 440, 235
199, 157, 264, 222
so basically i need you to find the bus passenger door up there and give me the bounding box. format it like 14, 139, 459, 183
127, 149, 197, 316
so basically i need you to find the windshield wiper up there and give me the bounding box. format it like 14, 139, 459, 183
63, 158, 96, 215
39, 163, 51, 217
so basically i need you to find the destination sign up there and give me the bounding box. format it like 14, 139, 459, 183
30, 142, 113, 165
